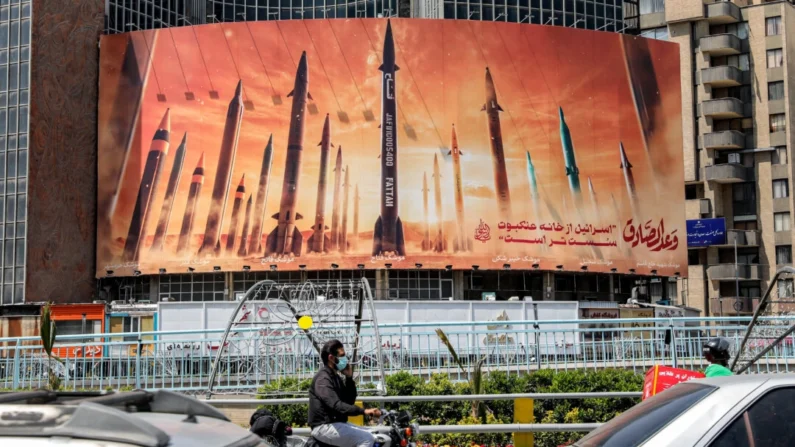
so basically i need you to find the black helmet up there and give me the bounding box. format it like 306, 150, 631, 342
703, 337, 731, 363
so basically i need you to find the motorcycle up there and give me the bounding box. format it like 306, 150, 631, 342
272, 410, 419, 447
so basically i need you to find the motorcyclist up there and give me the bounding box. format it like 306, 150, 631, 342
703, 337, 734, 378
308, 339, 381, 447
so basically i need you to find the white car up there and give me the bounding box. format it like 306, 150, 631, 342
575, 373, 795, 446
0, 389, 268, 447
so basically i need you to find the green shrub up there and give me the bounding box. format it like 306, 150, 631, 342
252, 368, 644, 447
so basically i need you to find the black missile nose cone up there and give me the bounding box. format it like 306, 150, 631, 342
235, 80, 243, 97
298, 51, 308, 71
558, 106, 565, 120
181, 132, 188, 145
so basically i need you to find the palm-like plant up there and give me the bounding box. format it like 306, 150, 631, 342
40, 302, 63, 391
435, 328, 489, 420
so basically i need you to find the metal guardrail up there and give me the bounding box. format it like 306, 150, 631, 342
288, 423, 601, 436
2, 317, 795, 393
203, 392, 642, 405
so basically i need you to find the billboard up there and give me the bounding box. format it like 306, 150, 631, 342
97, 19, 685, 277
686, 218, 727, 247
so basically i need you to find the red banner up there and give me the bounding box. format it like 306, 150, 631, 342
642, 365, 704, 400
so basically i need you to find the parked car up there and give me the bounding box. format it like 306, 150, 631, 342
0, 389, 267, 447
575, 373, 795, 446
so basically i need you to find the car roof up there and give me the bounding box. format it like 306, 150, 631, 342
0, 389, 255, 447
134, 413, 263, 447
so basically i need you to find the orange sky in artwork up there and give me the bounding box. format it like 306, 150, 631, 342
97, 19, 685, 276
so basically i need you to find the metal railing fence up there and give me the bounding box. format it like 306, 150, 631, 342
1, 317, 794, 393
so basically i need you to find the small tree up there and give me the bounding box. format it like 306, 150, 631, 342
40, 302, 63, 391
435, 328, 488, 420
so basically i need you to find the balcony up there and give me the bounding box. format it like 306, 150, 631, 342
701, 66, 743, 87
700, 34, 742, 56
703, 130, 745, 150
702, 98, 744, 119
706, 2, 741, 24
709, 296, 758, 315
716, 230, 760, 247
707, 264, 761, 281
705, 163, 752, 184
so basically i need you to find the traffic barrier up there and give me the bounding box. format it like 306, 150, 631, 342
0, 316, 792, 392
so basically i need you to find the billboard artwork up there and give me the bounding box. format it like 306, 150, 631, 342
686, 218, 727, 247
97, 19, 685, 277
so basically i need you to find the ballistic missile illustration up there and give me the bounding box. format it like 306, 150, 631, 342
621, 36, 660, 160
177, 153, 205, 254
372, 20, 406, 256
482, 67, 512, 223
225, 174, 246, 253
620, 142, 639, 210
122, 109, 171, 263
340, 166, 350, 253
199, 81, 244, 256
449, 125, 471, 252
525, 151, 542, 222
151, 132, 187, 252
265, 51, 311, 256
248, 135, 274, 255
421, 173, 431, 251
352, 184, 360, 251
238, 195, 253, 257
308, 115, 333, 253
330, 147, 343, 251
588, 176, 600, 221
432, 154, 446, 253
559, 107, 582, 206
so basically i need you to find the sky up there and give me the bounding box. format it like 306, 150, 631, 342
96, 19, 685, 275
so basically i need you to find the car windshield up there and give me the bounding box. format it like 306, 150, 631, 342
574, 382, 716, 447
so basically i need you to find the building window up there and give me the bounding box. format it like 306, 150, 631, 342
159, 273, 226, 302
767, 16, 782, 36
775, 212, 791, 232
641, 27, 668, 41
388, 269, 453, 300
777, 246, 792, 265
769, 81, 785, 101
639, 0, 664, 14
688, 250, 701, 266
774, 179, 789, 199
773, 146, 788, 165
771, 114, 787, 133
733, 182, 756, 216
768, 49, 783, 68
778, 278, 794, 298
726, 22, 749, 39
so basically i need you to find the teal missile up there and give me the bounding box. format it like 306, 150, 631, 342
525, 151, 542, 222
558, 107, 581, 199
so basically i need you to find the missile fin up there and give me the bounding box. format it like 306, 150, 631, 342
378, 64, 384, 71
307, 92, 314, 101
271, 213, 280, 219
295, 213, 304, 220
496, 104, 504, 112
480, 104, 486, 112
291, 227, 304, 256
371, 216, 383, 256
287, 90, 294, 98
395, 64, 400, 71
395, 217, 406, 256
264, 229, 278, 255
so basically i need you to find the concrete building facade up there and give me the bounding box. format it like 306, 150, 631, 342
640, 0, 795, 315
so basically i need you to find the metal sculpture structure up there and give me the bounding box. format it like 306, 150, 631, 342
206, 277, 386, 397
731, 266, 795, 374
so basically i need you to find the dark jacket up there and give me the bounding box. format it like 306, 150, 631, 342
308, 366, 363, 428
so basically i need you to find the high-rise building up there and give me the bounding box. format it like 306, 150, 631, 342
0, 1, 103, 306
105, 0, 404, 34
639, 0, 795, 316
105, 0, 637, 34
416, 0, 637, 33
